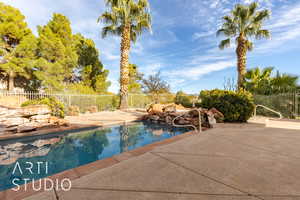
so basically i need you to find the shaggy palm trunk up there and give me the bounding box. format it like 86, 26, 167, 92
236, 34, 247, 90
7, 72, 15, 91
119, 24, 131, 110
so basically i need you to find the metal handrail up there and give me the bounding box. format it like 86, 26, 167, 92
254, 104, 283, 119
172, 108, 202, 133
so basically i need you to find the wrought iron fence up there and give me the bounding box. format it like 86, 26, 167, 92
253, 91, 299, 119
0, 91, 178, 113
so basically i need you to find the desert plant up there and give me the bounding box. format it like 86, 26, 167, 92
174, 91, 194, 108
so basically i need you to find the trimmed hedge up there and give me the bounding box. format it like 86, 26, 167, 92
200, 89, 255, 122
22, 97, 65, 118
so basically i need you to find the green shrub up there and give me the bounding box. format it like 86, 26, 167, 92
174, 91, 194, 108
22, 97, 65, 118
200, 89, 255, 122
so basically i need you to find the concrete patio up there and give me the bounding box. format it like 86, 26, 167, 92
23, 123, 300, 200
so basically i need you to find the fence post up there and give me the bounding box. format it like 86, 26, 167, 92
296, 92, 299, 118
68, 95, 71, 107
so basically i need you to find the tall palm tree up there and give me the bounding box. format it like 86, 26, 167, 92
99, 0, 151, 109
217, 2, 271, 89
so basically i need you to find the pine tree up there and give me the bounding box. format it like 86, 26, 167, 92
128, 64, 143, 93
74, 34, 111, 93
0, 2, 35, 91
35, 13, 78, 91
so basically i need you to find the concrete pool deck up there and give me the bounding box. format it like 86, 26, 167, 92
12, 122, 299, 200
65, 110, 146, 126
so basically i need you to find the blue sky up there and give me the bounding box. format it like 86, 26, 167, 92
2, 0, 300, 94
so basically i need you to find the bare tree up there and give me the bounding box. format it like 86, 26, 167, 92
142, 72, 170, 94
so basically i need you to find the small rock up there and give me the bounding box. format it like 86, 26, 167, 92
68, 106, 80, 116
149, 115, 160, 121
209, 108, 224, 123
165, 116, 173, 124
147, 104, 164, 114
30, 114, 51, 123
87, 106, 98, 113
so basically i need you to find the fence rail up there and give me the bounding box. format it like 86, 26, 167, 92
254, 91, 300, 119
1, 90, 299, 118
0, 91, 177, 113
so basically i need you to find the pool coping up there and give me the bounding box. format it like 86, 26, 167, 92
0, 124, 98, 142
0, 129, 200, 200
0, 119, 143, 142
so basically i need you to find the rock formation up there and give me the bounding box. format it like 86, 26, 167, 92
143, 104, 224, 130
0, 105, 69, 134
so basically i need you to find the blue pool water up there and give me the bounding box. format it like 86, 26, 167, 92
0, 121, 189, 191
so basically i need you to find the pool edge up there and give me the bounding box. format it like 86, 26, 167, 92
0, 130, 198, 200
0, 120, 143, 142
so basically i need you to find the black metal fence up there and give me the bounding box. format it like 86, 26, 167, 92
254, 91, 299, 119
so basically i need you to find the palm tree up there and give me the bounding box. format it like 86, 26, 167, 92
245, 67, 273, 94
217, 2, 271, 89
99, 0, 151, 109
245, 67, 299, 94
271, 71, 298, 93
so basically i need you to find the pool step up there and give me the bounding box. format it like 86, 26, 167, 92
266, 119, 300, 130
249, 117, 300, 130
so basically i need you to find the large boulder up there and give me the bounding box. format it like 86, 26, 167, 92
209, 108, 224, 123
18, 105, 51, 117
2, 117, 30, 127
30, 114, 51, 123
147, 104, 164, 114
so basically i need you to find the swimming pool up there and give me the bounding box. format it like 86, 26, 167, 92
0, 121, 189, 191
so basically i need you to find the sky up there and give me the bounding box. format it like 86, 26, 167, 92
2, 0, 300, 94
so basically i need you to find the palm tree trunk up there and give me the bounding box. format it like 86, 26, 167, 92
236, 34, 247, 90
7, 72, 15, 91
119, 24, 131, 110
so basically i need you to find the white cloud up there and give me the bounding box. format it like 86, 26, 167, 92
167, 60, 235, 80
141, 63, 162, 76
192, 31, 215, 40
188, 55, 231, 65
254, 2, 300, 54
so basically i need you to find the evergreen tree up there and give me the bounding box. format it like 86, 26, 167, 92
35, 13, 78, 91
74, 34, 110, 93
128, 64, 143, 93
0, 3, 35, 91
